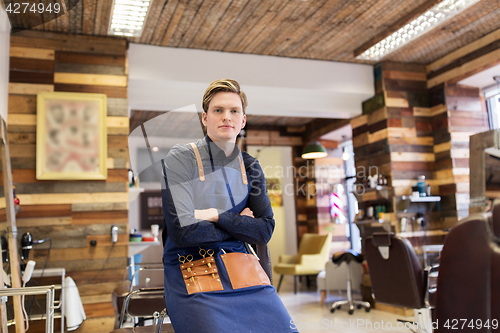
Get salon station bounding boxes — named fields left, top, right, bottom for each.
left=0, top=0, right=499, bottom=332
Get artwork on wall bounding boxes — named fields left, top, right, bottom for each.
left=36, top=92, right=107, bottom=180
left=266, top=177, right=283, bottom=207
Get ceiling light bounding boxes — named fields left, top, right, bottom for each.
left=301, top=140, right=328, bottom=159
left=108, top=0, right=152, bottom=37
left=356, top=0, right=480, bottom=61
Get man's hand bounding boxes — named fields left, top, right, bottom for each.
left=239, top=207, right=254, bottom=218
left=194, top=208, right=219, bottom=223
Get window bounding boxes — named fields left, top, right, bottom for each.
left=486, top=93, right=500, bottom=129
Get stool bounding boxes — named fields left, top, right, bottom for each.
left=330, top=250, right=371, bottom=315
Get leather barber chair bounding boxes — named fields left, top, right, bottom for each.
left=365, top=233, right=435, bottom=332
left=433, top=208, right=500, bottom=332
left=112, top=264, right=166, bottom=329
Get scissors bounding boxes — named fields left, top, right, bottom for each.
left=178, top=254, right=194, bottom=282
left=199, top=248, right=214, bottom=267
left=199, top=248, right=216, bottom=278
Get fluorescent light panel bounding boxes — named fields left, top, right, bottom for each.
left=108, top=0, right=151, bottom=37
left=356, top=0, right=480, bottom=61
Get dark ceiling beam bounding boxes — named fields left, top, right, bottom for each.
left=303, top=118, right=351, bottom=143
left=353, top=0, right=442, bottom=57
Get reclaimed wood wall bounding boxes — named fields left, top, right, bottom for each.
left=1, top=31, right=129, bottom=332
left=352, top=60, right=489, bottom=240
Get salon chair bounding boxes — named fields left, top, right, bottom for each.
left=364, top=233, right=435, bottom=332
left=274, top=233, right=332, bottom=294
left=433, top=208, right=500, bottom=332
left=111, top=264, right=165, bottom=329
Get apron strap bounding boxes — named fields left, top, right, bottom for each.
left=190, top=142, right=247, bottom=184
left=189, top=143, right=205, bottom=181
left=238, top=156, right=248, bottom=185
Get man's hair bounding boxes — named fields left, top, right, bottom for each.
left=202, top=79, right=248, bottom=114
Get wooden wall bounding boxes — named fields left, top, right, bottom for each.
left=1, top=31, right=129, bottom=332
left=352, top=61, right=489, bottom=242
left=431, top=84, right=489, bottom=221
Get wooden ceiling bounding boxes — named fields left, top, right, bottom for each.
left=8, top=0, right=500, bottom=64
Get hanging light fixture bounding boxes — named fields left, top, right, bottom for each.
left=301, top=140, right=328, bottom=159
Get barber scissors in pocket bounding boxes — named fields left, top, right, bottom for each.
left=199, top=248, right=214, bottom=267
left=178, top=254, right=194, bottom=271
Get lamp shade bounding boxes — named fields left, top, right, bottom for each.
left=301, top=140, right=328, bottom=159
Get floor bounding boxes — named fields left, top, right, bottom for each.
left=129, top=277, right=417, bottom=332
left=278, top=277, right=416, bottom=333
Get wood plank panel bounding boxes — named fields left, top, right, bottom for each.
left=72, top=202, right=128, bottom=212
left=54, top=83, right=127, bottom=98
left=54, top=73, right=127, bottom=87
left=189, top=0, right=234, bottom=48
left=8, top=95, right=36, bottom=114
left=9, top=57, right=55, bottom=72
left=86, top=234, right=128, bottom=247
left=426, top=27, right=500, bottom=73
left=55, top=63, right=126, bottom=75
left=55, top=52, right=126, bottom=67
left=107, top=98, right=128, bottom=117
left=8, top=83, right=54, bottom=95
left=31, top=245, right=128, bottom=261
left=72, top=210, right=128, bottom=225
left=83, top=302, right=115, bottom=318
left=0, top=217, right=71, bottom=229
left=206, top=0, right=260, bottom=50
left=10, top=46, right=55, bottom=60
left=390, top=152, right=435, bottom=162
left=0, top=169, right=127, bottom=185
left=427, top=48, right=500, bottom=88
left=7, top=114, right=36, bottom=132
left=11, top=32, right=127, bottom=56
left=3, top=182, right=127, bottom=195
left=45, top=257, right=127, bottom=271
left=1, top=192, right=128, bottom=208
left=160, top=0, right=189, bottom=46
left=72, top=269, right=125, bottom=286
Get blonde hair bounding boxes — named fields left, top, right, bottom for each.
left=202, top=79, right=248, bottom=114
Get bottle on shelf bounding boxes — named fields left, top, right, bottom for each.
left=417, top=175, right=426, bottom=197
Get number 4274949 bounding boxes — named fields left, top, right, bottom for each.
left=5, top=2, right=61, bottom=14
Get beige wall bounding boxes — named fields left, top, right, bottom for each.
left=247, top=146, right=297, bottom=285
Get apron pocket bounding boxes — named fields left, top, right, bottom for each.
left=180, top=257, right=223, bottom=294
left=220, top=253, right=271, bottom=289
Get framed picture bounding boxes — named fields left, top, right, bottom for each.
left=36, top=92, right=107, bottom=180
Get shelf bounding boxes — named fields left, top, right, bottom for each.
left=352, top=186, right=393, bottom=202
left=402, top=195, right=441, bottom=203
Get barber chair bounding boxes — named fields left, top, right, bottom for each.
left=433, top=208, right=500, bottom=332
left=329, top=250, right=370, bottom=314
left=111, top=264, right=165, bottom=329
left=364, top=233, right=436, bottom=332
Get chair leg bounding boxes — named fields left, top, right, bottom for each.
left=320, top=290, right=326, bottom=306
left=294, top=276, right=297, bottom=294
left=277, top=275, right=284, bottom=293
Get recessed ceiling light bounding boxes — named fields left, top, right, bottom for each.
left=108, top=0, right=151, bottom=37
left=357, top=0, right=480, bottom=61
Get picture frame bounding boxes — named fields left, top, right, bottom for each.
left=36, top=92, right=107, bottom=180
